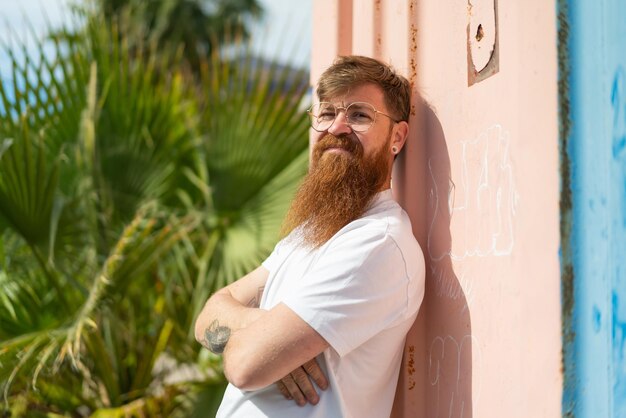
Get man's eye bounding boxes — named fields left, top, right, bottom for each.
left=318, top=111, right=336, bottom=121
left=349, top=111, right=373, bottom=123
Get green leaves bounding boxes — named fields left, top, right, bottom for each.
left=0, top=8, right=309, bottom=416
left=0, top=127, right=59, bottom=246
left=95, top=0, right=265, bottom=69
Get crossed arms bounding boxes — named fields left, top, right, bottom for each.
left=194, top=265, right=329, bottom=394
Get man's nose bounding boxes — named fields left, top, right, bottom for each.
left=327, top=111, right=352, bottom=136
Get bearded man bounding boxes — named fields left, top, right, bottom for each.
left=195, top=55, right=425, bottom=418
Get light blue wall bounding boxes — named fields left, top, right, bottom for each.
left=562, top=0, right=626, bottom=416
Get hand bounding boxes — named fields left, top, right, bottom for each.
left=276, top=358, right=329, bottom=406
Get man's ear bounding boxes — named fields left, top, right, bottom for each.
left=391, top=121, right=409, bottom=154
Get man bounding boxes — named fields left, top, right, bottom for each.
left=194, top=55, right=425, bottom=418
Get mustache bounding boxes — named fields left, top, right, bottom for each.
left=314, top=133, right=362, bottom=155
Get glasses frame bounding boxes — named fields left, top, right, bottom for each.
left=307, top=101, right=400, bottom=133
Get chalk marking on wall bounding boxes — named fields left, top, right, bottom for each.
left=428, top=124, right=519, bottom=263
left=429, top=260, right=476, bottom=310
left=427, top=156, right=454, bottom=263
left=426, top=156, right=468, bottom=304
left=428, top=334, right=482, bottom=418
left=454, top=124, right=518, bottom=258
left=426, top=125, right=518, bottom=305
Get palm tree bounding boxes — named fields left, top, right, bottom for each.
left=91, top=0, right=264, bottom=70
left=0, top=9, right=308, bottom=416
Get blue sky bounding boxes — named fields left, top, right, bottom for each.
left=0, top=0, right=312, bottom=76
left=250, top=0, right=312, bottom=67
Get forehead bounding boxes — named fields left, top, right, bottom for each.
left=323, top=83, right=387, bottom=109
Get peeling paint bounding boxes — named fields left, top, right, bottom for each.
left=613, top=286, right=626, bottom=412
left=612, top=292, right=626, bottom=357
left=592, top=306, right=601, bottom=333
left=611, top=63, right=626, bottom=414
left=557, top=0, right=575, bottom=416
left=612, top=68, right=626, bottom=159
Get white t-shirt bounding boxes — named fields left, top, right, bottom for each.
left=216, top=189, right=425, bottom=418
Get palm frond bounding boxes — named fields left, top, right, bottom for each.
left=193, top=45, right=310, bottom=290
left=0, top=125, right=59, bottom=246
left=0, top=4, right=311, bottom=415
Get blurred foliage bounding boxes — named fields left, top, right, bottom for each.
left=0, top=4, right=309, bottom=416
left=82, top=0, right=264, bottom=70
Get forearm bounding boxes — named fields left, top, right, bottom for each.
left=194, top=290, right=266, bottom=353
left=221, top=303, right=329, bottom=390
left=194, top=265, right=269, bottom=353
left=194, top=269, right=328, bottom=391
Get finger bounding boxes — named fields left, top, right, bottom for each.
left=281, top=374, right=307, bottom=407
left=291, top=367, right=320, bottom=405
left=303, top=359, right=329, bottom=390
left=276, top=381, right=292, bottom=400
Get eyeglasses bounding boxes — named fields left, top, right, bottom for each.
left=307, top=102, right=399, bottom=133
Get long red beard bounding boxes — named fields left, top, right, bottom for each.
left=281, top=133, right=391, bottom=248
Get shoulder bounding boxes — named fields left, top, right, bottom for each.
left=306, top=199, right=425, bottom=324
left=333, top=197, right=420, bottom=256
left=321, top=198, right=424, bottom=276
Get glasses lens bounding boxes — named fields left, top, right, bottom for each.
left=346, top=102, right=376, bottom=132
left=309, top=103, right=336, bottom=131
left=308, top=102, right=378, bottom=132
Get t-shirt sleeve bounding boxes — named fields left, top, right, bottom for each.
left=261, top=239, right=285, bottom=272
left=282, top=225, right=418, bottom=357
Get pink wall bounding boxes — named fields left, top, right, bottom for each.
left=311, top=1, right=562, bottom=416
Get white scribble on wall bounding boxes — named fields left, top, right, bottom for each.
left=453, top=124, right=519, bottom=258
left=428, top=124, right=519, bottom=263
left=427, top=124, right=518, bottom=304
left=428, top=334, right=482, bottom=418
left=425, top=125, right=515, bottom=415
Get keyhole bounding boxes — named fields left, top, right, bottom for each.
left=475, top=24, right=484, bottom=42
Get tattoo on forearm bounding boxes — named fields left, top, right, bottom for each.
left=246, top=286, right=265, bottom=308
left=203, top=320, right=231, bottom=354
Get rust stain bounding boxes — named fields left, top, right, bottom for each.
left=409, top=57, right=417, bottom=117
left=407, top=345, right=416, bottom=390
left=557, top=0, right=575, bottom=416
left=407, top=7, right=418, bottom=117
left=407, top=345, right=416, bottom=374
left=409, top=23, right=418, bottom=92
